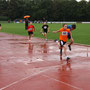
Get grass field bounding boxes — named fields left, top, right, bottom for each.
left=1, top=22, right=90, bottom=45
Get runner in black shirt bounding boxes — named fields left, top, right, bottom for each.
left=41, top=22, right=49, bottom=41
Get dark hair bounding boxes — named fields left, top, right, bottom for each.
left=63, top=24, right=67, bottom=27
left=72, top=24, right=76, bottom=29
left=0, top=24, right=1, bottom=26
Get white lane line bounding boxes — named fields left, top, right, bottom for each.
left=0, top=65, right=59, bottom=90
left=43, top=75, right=83, bottom=90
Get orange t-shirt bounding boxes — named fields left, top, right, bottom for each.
left=59, top=28, right=70, bottom=42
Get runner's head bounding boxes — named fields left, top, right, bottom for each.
left=63, top=24, right=67, bottom=30
left=71, top=24, right=76, bottom=30
left=30, top=22, right=32, bottom=25
left=43, top=22, right=46, bottom=25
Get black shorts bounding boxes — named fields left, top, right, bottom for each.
left=60, top=40, right=66, bottom=47
left=28, top=32, right=33, bottom=35
left=68, top=33, right=71, bottom=39
left=43, top=29, right=47, bottom=33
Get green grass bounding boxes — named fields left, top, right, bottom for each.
left=1, top=22, right=90, bottom=45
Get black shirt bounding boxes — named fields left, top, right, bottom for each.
left=42, top=25, right=48, bottom=30
left=25, top=20, right=28, bottom=26
left=25, top=20, right=28, bottom=30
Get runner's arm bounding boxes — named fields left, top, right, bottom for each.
left=0, top=27, right=1, bottom=31
left=41, top=26, right=43, bottom=32
left=53, top=30, right=60, bottom=33
left=40, top=28, right=43, bottom=32
left=69, top=32, right=73, bottom=41
left=34, top=26, right=35, bottom=31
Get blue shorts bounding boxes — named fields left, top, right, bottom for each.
left=68, top=33, right=71, bottom=39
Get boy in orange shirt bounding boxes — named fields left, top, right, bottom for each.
left=53, top=24, right=73, bottom=60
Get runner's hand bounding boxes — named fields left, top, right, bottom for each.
left=71, top=38, right=74, bottom=42
left=52, top=31, right=56, bottom=33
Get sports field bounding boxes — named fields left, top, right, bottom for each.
left=1, top=22, right=90, bottom=45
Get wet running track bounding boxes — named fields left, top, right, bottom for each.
left=0, top=33, right=90, bottom=90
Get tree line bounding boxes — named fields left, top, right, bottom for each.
left=0, top=0, right=90, bottom=21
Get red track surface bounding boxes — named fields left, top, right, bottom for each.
left=0, top=33, right=90, bottom=90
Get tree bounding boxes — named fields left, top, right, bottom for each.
left=0, top=0, right=90, bottom=21
left=76, top=0, right=87, bottom=21
left=7, top=0, right=25, bottom=20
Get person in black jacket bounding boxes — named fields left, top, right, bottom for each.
left=25, top=18, right=29, bottom=30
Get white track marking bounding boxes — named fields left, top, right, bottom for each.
left=0, top=66, right=59, bottom=90
left=43, top=75, right=83, bottom=90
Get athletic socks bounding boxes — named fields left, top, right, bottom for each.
left=60, top=49, right=62, bottom=55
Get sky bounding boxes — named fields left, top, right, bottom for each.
left=76, top=0, right=89, bottom=2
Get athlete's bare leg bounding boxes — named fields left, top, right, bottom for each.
left=63, top=45, right=67, bottom=56
left=0, top=27, right=1, bottom=30
left=42, top=33, right=47, bottom=41
left=32, top=34, right=34, bottom=37
left=29, top=35, right=32, bottom=41
left=68, top=38, right=74, bottom=51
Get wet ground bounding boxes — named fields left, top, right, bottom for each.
left=0, top=33, right=90, bottom=90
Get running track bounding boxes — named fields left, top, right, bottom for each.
left=0, top=33, right=90, bottom=90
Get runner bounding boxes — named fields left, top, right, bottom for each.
left=54, top=24, right=76, bottom=51
left=27, top=22, right=35, bottom=42
left=53, top=24, right=73, bottom=60
left=67, top=24, right=76, bottom=51
left=41, top=22, right=49, bottom=41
